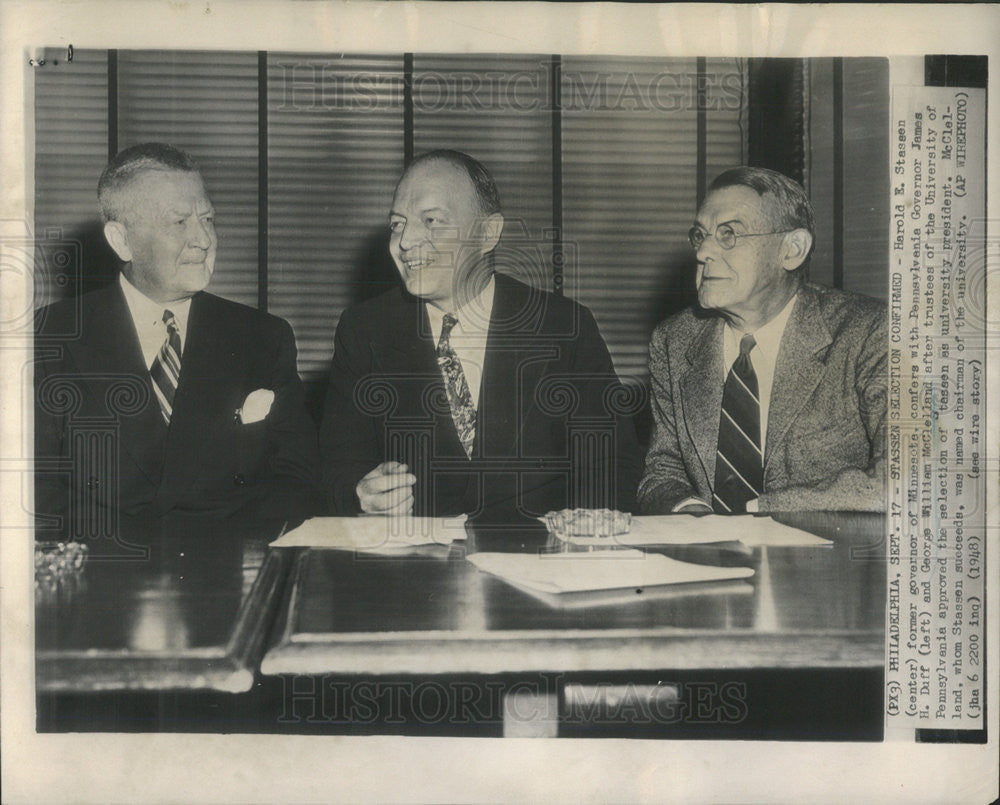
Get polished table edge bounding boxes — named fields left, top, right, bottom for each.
left=261, top=547, right=884, bottom=676
left=261, top=630, right=885, bottom=676
left=36, top=546, right=293, bottom=694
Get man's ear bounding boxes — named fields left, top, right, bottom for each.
left=781, top=228, right=813, bottom=272
left=103, top=220, right=133, bottom=263
left=478, top=212, right=504, bottom=254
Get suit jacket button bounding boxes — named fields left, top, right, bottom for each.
left=233, top=474, right=246, bottom=487
left=87, top=477, right=100, bottom=490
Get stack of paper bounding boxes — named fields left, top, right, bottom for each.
left=270, top=515, right=467, bottom=554
left=468, top=549, right=754, bottom=602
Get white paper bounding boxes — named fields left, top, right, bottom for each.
left=467, top=549, right=754, bottom=595
left=270, top=515, right=467, bottom=552
left=544, top=514, right=831, bottom=548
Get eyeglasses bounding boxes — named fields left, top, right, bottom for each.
left=688, top=223, right=794, bottom=251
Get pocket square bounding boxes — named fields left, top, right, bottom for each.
left=237, top=389, right=275, bottom=424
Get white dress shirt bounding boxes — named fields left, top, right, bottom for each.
left=674, top=292, right=799, bottom=513
left=424, top=276, right=495, bottom=409
left=118, top=273, right=192, bottom=370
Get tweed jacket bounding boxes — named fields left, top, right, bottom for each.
left=638, top=282, right=887, bottom=513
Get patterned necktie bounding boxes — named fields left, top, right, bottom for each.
left=713, top=333, right=763, bottom=513
left=150, top=309, right=182, bottom=424
left=436, top=313, right=477, bottom=458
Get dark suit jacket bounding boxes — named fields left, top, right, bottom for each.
left=34, top=280, right=320, bottom=537
left=320, top=273, right=641, bottom=520
left=638, top=282, right=887, bottom=513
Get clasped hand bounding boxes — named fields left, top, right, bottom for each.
left=356, top=461, right=417, bottom=515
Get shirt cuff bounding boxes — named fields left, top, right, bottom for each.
left=672, top=497, right=711, bottom=513
left=745, top=498, right=760, bottom=513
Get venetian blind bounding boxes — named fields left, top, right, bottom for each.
left=807, top=58, right=890, bottom=298
left=412, top=54, right=554, bottom=291
left=33, top=48, right=109, bottom=307
left=266, top=53, right=404, bottom=380
left=116, top=50, right=260, bottom=308
left=841, top=59, right=889, bottom=300
left=561, top=57, right=745, bottom=384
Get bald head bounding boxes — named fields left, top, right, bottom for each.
left=388, top=152, right=504, bottom=312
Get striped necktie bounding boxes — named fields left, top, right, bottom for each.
left=436, top=313, right=476, bottom=458
left=713, top=333, right=763, bottom=513
left=150, top=309, right=182, bottom=424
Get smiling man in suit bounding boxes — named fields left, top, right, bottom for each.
left=321, top=150, right=640, bottom=521
left=639, top=166, right=887, bottom=515
left=34, top=143, right=319, bottom=538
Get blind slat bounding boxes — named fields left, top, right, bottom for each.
left=562, top=57, right=745, bottom=382
left=267, top=52, right=404, bottom=379
left=33, top=48, right=109, bottom=307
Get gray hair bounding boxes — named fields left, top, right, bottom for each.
left=97, top=142, right=202, bottom=223
left=707, top=166, right=815, bottom=272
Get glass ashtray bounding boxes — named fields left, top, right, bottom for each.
left=34, top=541, right=89, bottom=581
left=542, top=508, right=632, bottom=545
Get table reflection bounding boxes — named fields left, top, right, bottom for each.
left=126, top=574, right=192, bottom=652
left=36, top=514, right=290, bottom=692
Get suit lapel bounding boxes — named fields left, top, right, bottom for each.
left=66, top=282, right=166, bottom=485
left=156, top=293, right=246, bottom=507
left=479, top=275, right=543, bottom=458
left=378, top=294, right=467, bottom=457
left=678, top=316, right=725, bottom=490
left=379, top=294, right=439, bottom=379
left=764, top=287, right=833, bottom=469
left=378, top=279, right=541, bottom=460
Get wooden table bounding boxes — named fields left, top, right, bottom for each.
left=263, top=512, right=886, bottom=675
left=260, top=512, right=886, bottom=737
left=35, top=512, right=886, bottom=737
left=35, top=516, right=290, bottom=694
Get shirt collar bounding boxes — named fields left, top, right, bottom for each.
left=119, top=272, right=193, bottom=332
left=425, top=275, right=496, bottom=341
left=724, top=290, right=798, bottom=360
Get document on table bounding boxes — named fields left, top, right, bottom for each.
left=545, top=515, right=831, bottom=548
left=468, top=549, right=754, bottom=597
left=270, top=515, right=468, bottom=553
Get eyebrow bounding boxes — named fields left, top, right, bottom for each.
left=390, top=206, right=449, bottom=219
left=693, top=217, right=746, bottom=230
left=165, top=205, right=215, bottom=217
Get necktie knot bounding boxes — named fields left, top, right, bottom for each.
left=440, top=313, right=459, bottom=341
left=739, top=333, right=756, bottom=358
left=162, top=309, right=177, bottom=329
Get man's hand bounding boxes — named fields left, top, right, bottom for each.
left=356, top=461, right=417, bottom=515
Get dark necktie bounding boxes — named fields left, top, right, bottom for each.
left=150, top=309, right=182, bottom=424
left=436, top=313, right=476, bottom=458
left=713, top=333, right=763, bottom=513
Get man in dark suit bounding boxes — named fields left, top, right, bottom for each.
left=321, top=150, right=641, bottom=521
left=34, top=143, right=319, bottom=538
left=639, top=167, right=887, bottom=514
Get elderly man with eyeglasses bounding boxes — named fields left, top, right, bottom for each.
left=638, top=167, right=887, bottom=515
